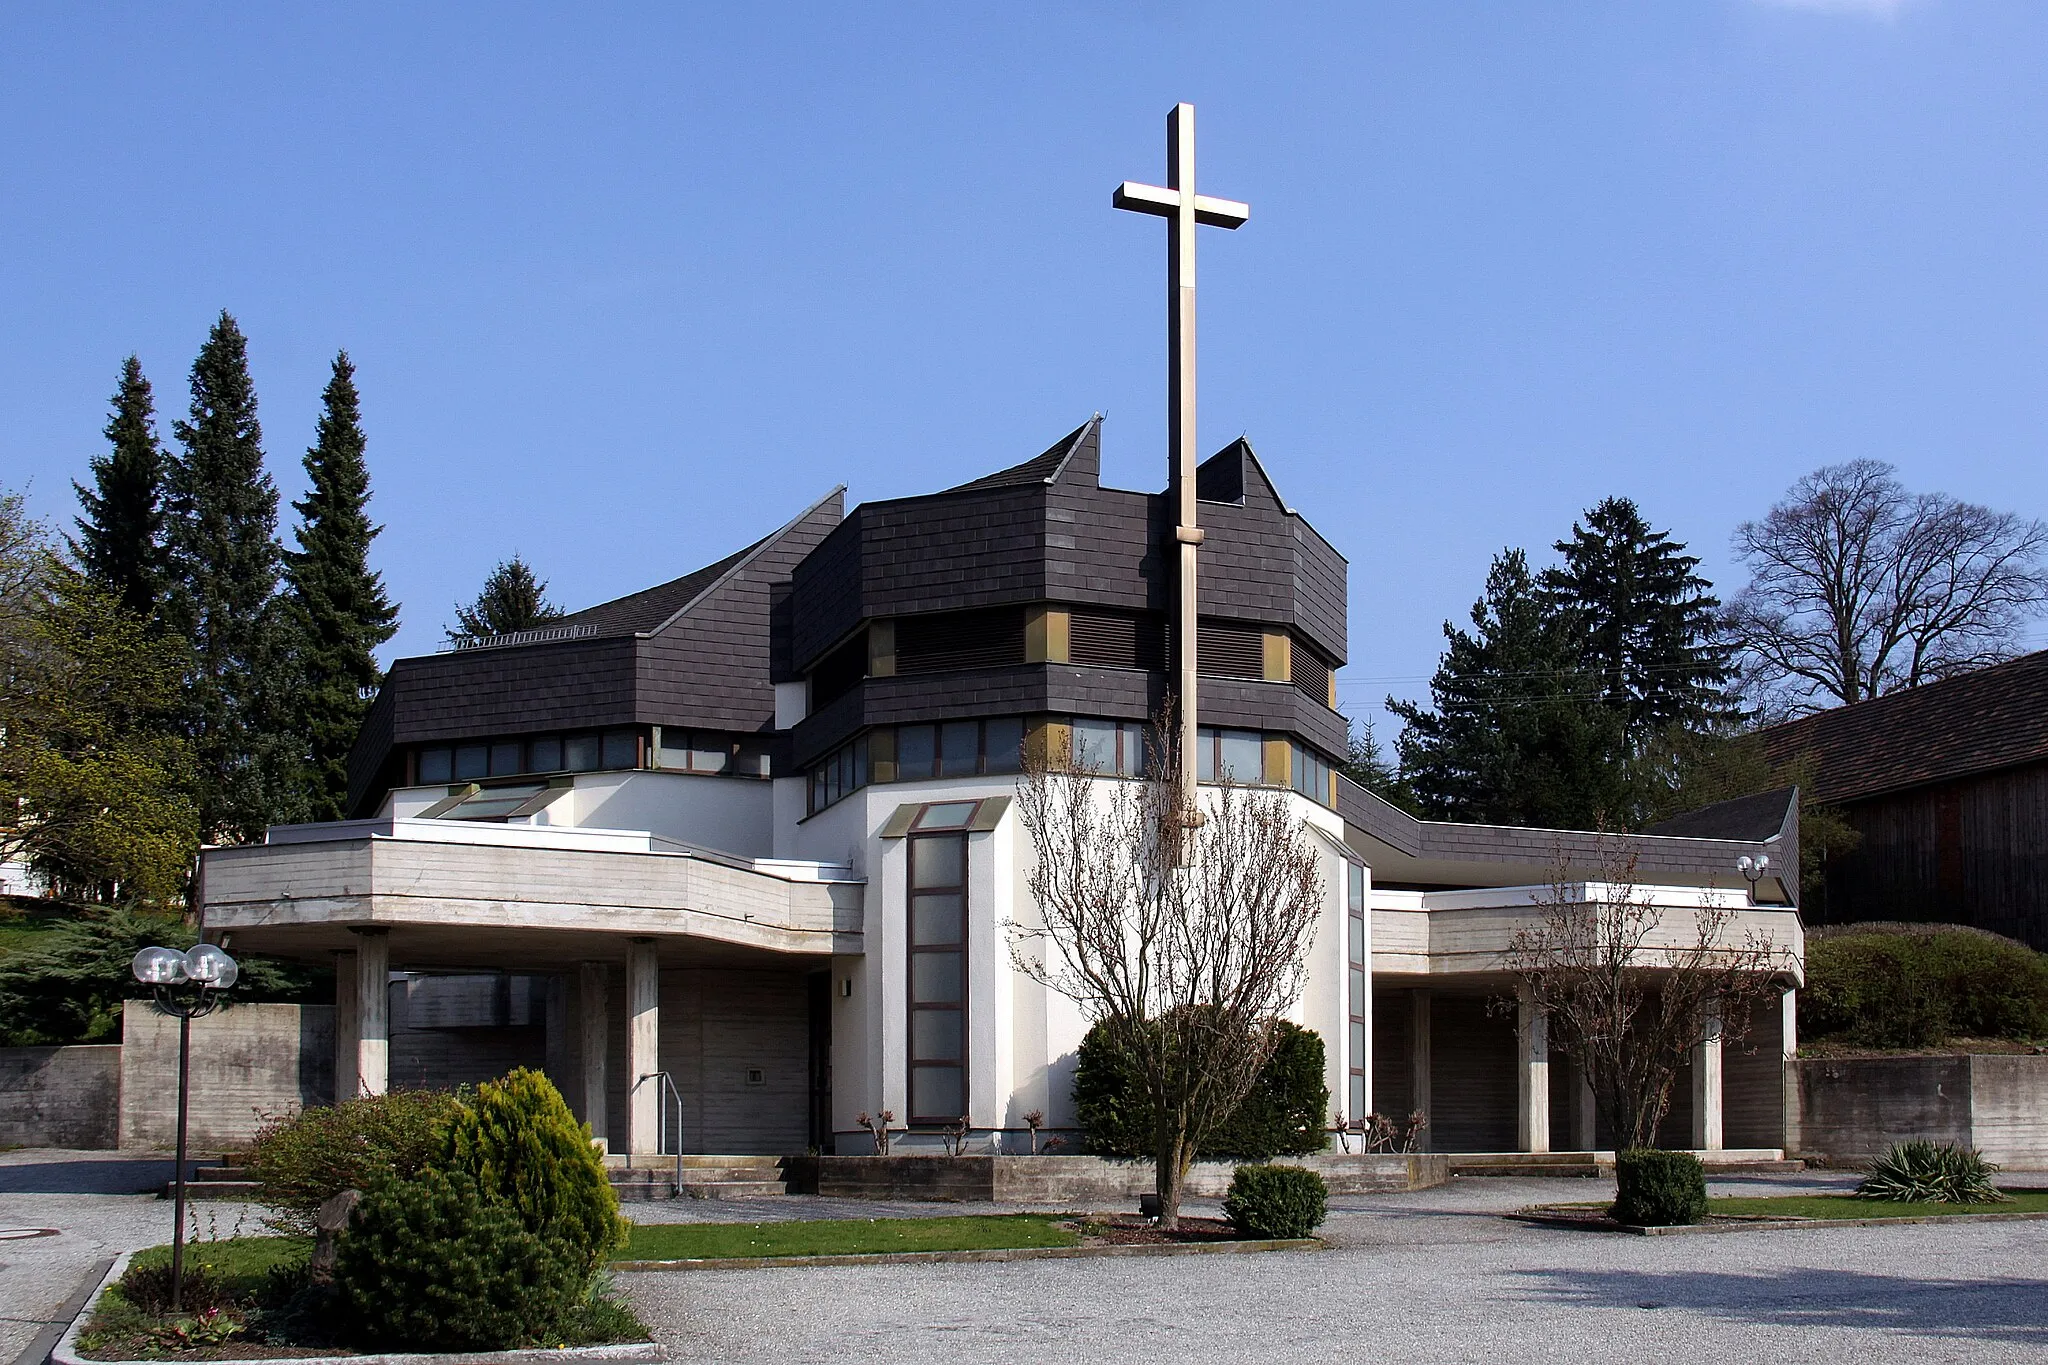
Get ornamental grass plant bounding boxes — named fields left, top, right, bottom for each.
left=1856, top=1140, right=2007, bottom=1204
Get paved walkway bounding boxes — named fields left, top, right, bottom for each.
left=2, top=1152, right=2044, bottom=1364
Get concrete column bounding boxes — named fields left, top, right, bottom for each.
left=1408, top=989, right=1432, bottom=1151
left=579, top=962, right=610, bottom=1150
left=1692, top=998, right=1725, bottom=1152
left=1571, top=1059, right=1598, bottom=1152
left=352, top=929, right=390, bottom=1097
left=626, top=939, right=661, bottom=1157
left=1780, top=987, right=1800, bottom=1155
left=1516, top=989, right=1550, bottom=1154
left=332, top=950, right=360, bottom=1102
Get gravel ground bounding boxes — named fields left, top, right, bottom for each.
left=621, top=1172, right=2048, bottom=1365
left=3, top=1152, right=2044, bottom=1365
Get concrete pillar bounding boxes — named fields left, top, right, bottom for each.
left=1516, top=989, right=1550, bottom=1154
left=626, top=939, right=661, bottom=1157
left=332, top=950, right=360, bottom=1102
left=1780, top=987, right=1800, bottom=1155
left=1408, top=989, right=1432, bottom=1150
left=1692, top=998, right=1724, bottom=1152
left=579, top=962, right=610, bottom=1150
left=1571, top=1059, right=1598, bottom=1152
left=352, top=929, right=390, bottom=1097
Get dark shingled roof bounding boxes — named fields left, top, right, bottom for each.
left=1760, top=650, right=2048, bottom=804
left=548, top=538, right=767, bottom=638
left=943, top=418, right=1099, bottom=492
left=1644, top=788, right=1798, bottom=843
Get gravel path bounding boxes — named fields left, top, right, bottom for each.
left=621, top=1172, right=2048, bottom=1364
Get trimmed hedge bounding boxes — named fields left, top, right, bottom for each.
left=1222, top=1164, right=1329, bottom=1239
left=1803, top=929, right=2048, bottom=1049
left=1612, top=1149, right=1707, bottom=1227
left=1074, top=1019, right=1328, bottom=1161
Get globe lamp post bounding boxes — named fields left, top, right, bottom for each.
left=131, top=943, right=239, bottom=1311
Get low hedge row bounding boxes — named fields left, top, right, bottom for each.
left=1802, top=928, right=2048, bottom=1049
left=1073, top=1019, right=1328, bottom=1161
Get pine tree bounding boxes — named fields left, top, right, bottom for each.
left=447, top=556, right=563, bottom=641
left=163, top=311, right=294, bottom=842
left=285, top=353, right=399, bottom=822
left=1390, top=549, right=1628, bottom=828
left=1539, top=497, right=1736, bottom=748
left=71, top=356, right=167, bottom=621
left=1341, top=717, right=1418, bottom=814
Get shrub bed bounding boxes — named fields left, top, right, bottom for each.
left=242, top=1087, right=463, bottom=1233
left=1802, top=928, right=2048, bottom=1050
left=1222, top=1163, right=1329, bottom=1239
left=1611, top=1149, right=1707, bottom=1227
left=1074, top=1019, right=1328, bottom=1160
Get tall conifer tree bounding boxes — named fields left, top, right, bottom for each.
left=163, top=311, right=292, bottom=841
left=71, top=356, right=166, bottom=621
left=1390, top=549, right=1627, bottom=828
left=446, top=555, right=563, bottom=641
left=285, top=353, right=398, bottom=822
left=1539, top=497, right=1736, bottom=750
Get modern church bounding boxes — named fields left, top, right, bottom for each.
left=202, top=415, right=1806, bottom=1164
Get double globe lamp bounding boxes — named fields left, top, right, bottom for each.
left=130, top=942, right=240, bottom=1312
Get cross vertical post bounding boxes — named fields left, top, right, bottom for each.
left=1114, top=103, right=1249, bottom=816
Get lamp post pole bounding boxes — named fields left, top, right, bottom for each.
left=132, top=942, right=238, bottom=1313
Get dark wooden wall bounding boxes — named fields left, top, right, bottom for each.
left=1814, top=761, right=2048, bottom=949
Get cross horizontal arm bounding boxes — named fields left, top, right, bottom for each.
left=1112, top=181, right=1251, bottom=229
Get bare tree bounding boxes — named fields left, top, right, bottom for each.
left=1010, top=720, right=1324, bottom=1228
left=1504, top=838, right=1791, bottom=1151
left=1729, top=460, right=2048, bottom=712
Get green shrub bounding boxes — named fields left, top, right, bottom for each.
left=1222, top=1164, right=1329, bottom=1239
left=334, top=1169, right=583, bottom=1352
left=1074, top=1019, right=1329, bottom=1161
left=1611, top=1149, right=1707, bottom=1226
left=242, top=1089, right=463, bottom=1233
left=1857, top=1140, right=2007, bottom=1204
left=1803, top=929, right=2048, bottom=1049
left=440, top=1067, right=625, bottom=1277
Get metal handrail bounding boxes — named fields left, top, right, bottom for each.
left=641, top=1071, right=685, bottom=1196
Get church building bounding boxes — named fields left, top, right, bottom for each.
left=201, top=416, right=1805, bottom=1163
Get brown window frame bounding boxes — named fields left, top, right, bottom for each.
left=907, top=830, right=970, bottom=1126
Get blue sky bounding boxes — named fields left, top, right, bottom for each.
left=4, top=1, right=2044, bottom=737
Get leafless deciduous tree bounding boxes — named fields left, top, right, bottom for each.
left=1729, top=460, right=2048, bottom=712
left=1504, top=839, right=1792, bottom=1151
left=1010, top=721, right=1324, bottom=1228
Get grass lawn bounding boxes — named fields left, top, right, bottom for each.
left=1707, top=1191, right=2048, bottom=1220
left=620, top=1214, right=1080, bottom=1261
left=122, top=1236, right=312, bottom=1298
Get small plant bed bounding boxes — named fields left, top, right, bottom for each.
left=620, top=1214, right=1078, bottom=1262
left=75, top=1236, right=648, bottom=1361
left=1063, top=1214, right=1246, bottom=1246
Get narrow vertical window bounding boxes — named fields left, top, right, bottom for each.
left=1347, top=861, right=1368, bottom=1120
left=908, top=831, right=968, bottom=1124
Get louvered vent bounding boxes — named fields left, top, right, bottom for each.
left=1070, top=610, right=1168, bottom=671
left=896, top=608, right=1026, bottom=674
left=1292, top=643, right=1332, bottom=706
left=1197, top=621, right=1266, bottom=680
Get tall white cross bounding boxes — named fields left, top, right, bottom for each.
left=1114, top=102, right=1249, bottom=811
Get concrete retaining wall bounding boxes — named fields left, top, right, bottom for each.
left=118, top=1002, right=335, bottom=1151
left=792, top=1152, right=1449, bottom=1201
left=0, top=1044, right=120, bottom=1149
left=1793, top=1054, right=2048, bottom=1167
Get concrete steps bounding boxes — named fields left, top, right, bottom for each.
left=608, top=1155, right=792, bottom=1201
left=162, top=1162, right=262, bottom=1200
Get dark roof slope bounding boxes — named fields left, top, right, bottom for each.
left=944, top=418, right=1100, bottom=492
left=1644, top=788, right=1798, bottom=843
left=1760, top=650, right=2048, bottom=804
left=547, top=538, right=766, bottom=638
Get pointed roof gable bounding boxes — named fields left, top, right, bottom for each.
left=944, top=416, right=1101, bottom=493
left=1195, top=436, right=1290, bottom=511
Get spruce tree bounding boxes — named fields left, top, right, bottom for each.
left=71, top=356, right=166, bottom=621
left=163, top=311, right=293, bottom=841
left=1539, top=497, right=1736, bottom=749
left=447, top=556, right=563, bottom=641
left=285, top=353, right=399, bottom=822
left=1390, top=549, right=1628, bottom=828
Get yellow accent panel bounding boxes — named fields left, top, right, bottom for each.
left=868, top=620, right=896, bottom=678
left=869, top=728, right=897, bottom=784
left=1263, top=631, right=1291, bottom=683
left=1328, top=669, right=1337, bottom=709
left=1026, top=718, right=1072, bottom=767
left=1026, top=608, right=1072, bottom=664
left=1263, top=736, right=1290, bottom=786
